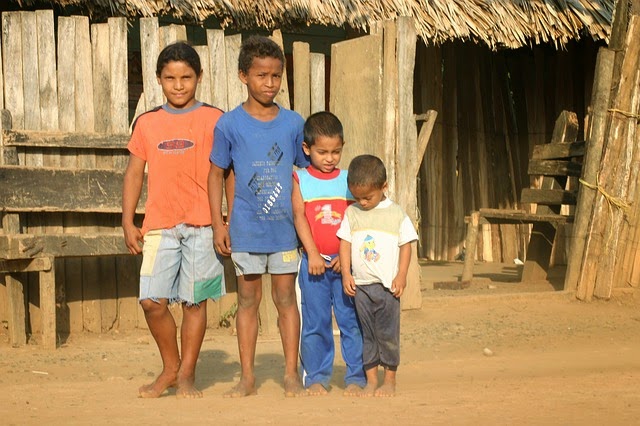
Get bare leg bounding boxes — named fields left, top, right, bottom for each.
left=224, top=274, right=260, bottom=398
left=271, top=273, right=306, bottom=397
left=374, top=368, right=396, bottom=397
left=360, top=366, right=378, bottom=397
left=175, top=303, right=207, bottom=398
left=139, top=299, right=179, bottom=398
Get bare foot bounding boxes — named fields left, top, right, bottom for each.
left=343, top=383, right=364, bottom=397
left=359, top=383, right=377, bottom=398
left=138, top=372, right=177, bottom=398
left=306, top=383, right=328, bottom=396
left=175, top=375, right=203, bottom=399
left=223, top=378, right=257, bottom=398
left=283, top=374, right=307, bottom=397
left=374, top=382, right=396, bottom=397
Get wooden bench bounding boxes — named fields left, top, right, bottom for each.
left=461, top=111, right=584, bottom=283
left=0, top=121, right=140, bottom=349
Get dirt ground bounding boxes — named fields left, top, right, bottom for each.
left=2, top=261, right=640, bottom=425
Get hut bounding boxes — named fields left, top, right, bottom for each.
left=0, top=1, right=619, bottom=345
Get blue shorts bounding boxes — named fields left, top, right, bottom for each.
left=139, top=224, right=226, bottom=305
left=231, top=250, right=300, bottom=276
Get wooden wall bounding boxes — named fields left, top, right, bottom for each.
left=0, top=11, right=330, bottom=339
left=415, top=39, right=600, bottom=264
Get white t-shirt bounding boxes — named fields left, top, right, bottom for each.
left=337, top=198, right=418, bottom=289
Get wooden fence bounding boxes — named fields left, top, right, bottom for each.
left=0, top=11, right=329, bottom=339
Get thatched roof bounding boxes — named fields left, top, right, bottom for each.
left=13, top=0, right=613, bottom=49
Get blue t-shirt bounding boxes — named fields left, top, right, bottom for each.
left=210, top=104, right=309, bottom=253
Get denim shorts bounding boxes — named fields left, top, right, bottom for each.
left=231, top=250, right=300, bottom=276
left=139, top=224, right=226, bottom=305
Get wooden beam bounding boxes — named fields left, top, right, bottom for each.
left=0, top=166, right=145, bottom=213
left=478, top=209, right=572, bottom=224
left=0, top=257, right=52, bottom=273
left=0, top=233, right=130, bottom=259
left=520, top=188, right=578, bottom=205
left=527, top=160, right=582, bottom=177
left=532, top=141, right=585, bottom=160
left=2, top=130, right=129, bottom=149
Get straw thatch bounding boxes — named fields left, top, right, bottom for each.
left=12, top=0, right=613, bottom=49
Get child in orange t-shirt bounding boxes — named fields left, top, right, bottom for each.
left=122, top=41, right=225, bottom=399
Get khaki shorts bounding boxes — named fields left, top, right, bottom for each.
left=231, top=250, right=300, bottom=276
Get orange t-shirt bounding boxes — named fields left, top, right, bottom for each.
left=128, top=103, right=223, bottom=234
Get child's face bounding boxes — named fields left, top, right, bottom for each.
left=239, top=56, right=283, bottom=107
left=350, top=183, right=387, bottom=211
left=303, top=135, right=343, bottom=173
left=157, top=60, right=201, bottom=110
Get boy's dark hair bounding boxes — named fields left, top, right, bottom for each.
left=304, top=111, right=344, bottom=146
left=156, top=41, right=202, bottom=77
left=238, top=35, right=285, bottom=74
left=347, top=155, right=387, bottom=189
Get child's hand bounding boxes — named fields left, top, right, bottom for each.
left=122, top=224, right=143, bottom=255
left=213, top=225, right=232, bottom=256
left=329, top=255, right=341, bottom=273
left=342, top=273, right=356, bottom=297
left=390, top=275, right=407, bottom=298
left=307, top=253, right=326, bottom=275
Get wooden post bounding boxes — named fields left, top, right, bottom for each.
left=270, top=30, right=291, bottom=109
left=382, top=19, right=397, bottom=200
left=461, top=212, right=480, bottom=282
left=566, top=48, right=615, bottom=294
left=225, top=34, right=246, bottom=110
left=293, top=41, right=310, bottom=118
left=207, top=29, right=228, bottom=111
left=140, top=18, right=162, bottom=111
left=109, top=17, right=128, bottom=135
left=39, top=258, right=56, bottom=349
left=195, top=45, right=212, bottom=105
left=310, top=53, right=325, bottom=114
left=576, top=15, right=640, bottom=300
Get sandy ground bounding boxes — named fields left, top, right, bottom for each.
left=2, top=261, right=640, bottom=425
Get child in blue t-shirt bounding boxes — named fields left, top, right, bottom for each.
left=208, top=35, right=309, bottom=398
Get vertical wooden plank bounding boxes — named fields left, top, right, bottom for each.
left=140, top=17, right=162, bottom=111
left=270, top=30, right=290, bottom=109
left=382, top=20, right=397, bottom=200
left=225, top=34, right=246, bottom=109
left=20, top=12, right=44, bottom=336
left=310, top=53, right=325, bottom=114
left=109, top=17, right=128, bottom=134
left=293, top=41, right=310, bottom=118
left=2, top=12, right=25, bottom=130
left=116, top=256, right=141, bottom=330
left=59, top=17, right=83, bottom=332
left=159, top=24, right=187, bottom=50
left=74, top=17, right=101, bottom=334
left=395, top=17, right=421, bottom=310
left=20, top=12, right=41, bottom=132
left=74, top=16, right=94, bottom=133
left=420, top=43, right=446, bottom=261
left=36, top=10, right=58, bottom=132
left=194, top=45, right=212, bottom=105
left=92, top=23, right=111, bottom=134
left=330, top=34, right=383, bottom=166
left=0, top=18, right=3, bottom=109
left=207, top=29, right=228, bottom=110
left=57, top=16, right=76, bottom=173
left=39, top=260, right=56, bottom=349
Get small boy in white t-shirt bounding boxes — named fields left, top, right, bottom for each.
left=337, top=154, right=418, bottom=397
